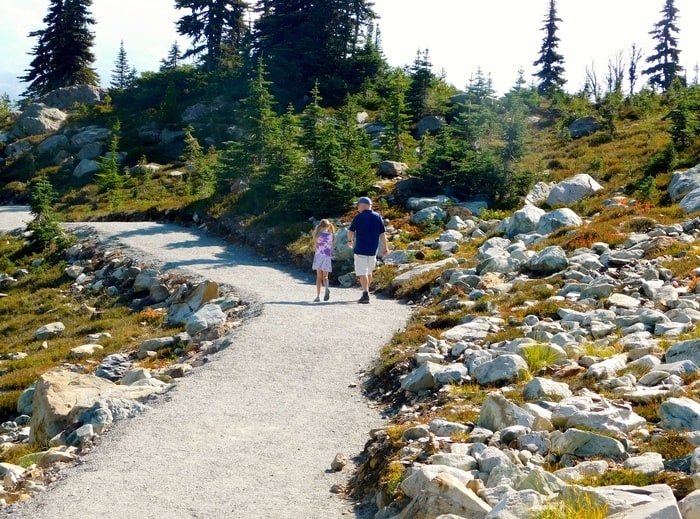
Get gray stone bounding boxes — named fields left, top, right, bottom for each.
left=665, top=339, right=700, bottom=366
left=546, top=173, right=603, bottom=206
left=523, top=377, right=572, bottom=401
left=37, top=134, right=69, bottom=155
left=473, top=354, right=529, bottom=386
left=407, top=196, right=453, bottom=210
left=526, top=246, right=568, bottom=274
left=35, top=322, right=65, bottom=341
left=659, top=397, right=700, bottom=431
left=505, top=205, right=545, bottom=238
left=430, top=418, right=471, bottom=437
left=77, top=141, right=103, bottom=160
left=11, top=103, right=67, bottom=137
left=586, top=484, right=681, bottom=519
left=95, top=354, right=133, bottom=381
left=70, top=126, right=110, bottom=148
left=73, top=159, right=101, bottom=178
left=37, top=85, right=104, bottom=109
left=525, top=182, right=553, bottom=206
left=551, top=428, right=626, bottom=457
left=624, top=452, right=665, bottom=475
left=680, top=188, right=700, bottom=214
left=568, top=116, right=601, bottom=138
left=411, top=206, right=448, bottom=224
left=137, top=336, right=176, bottom=359
left=401, top=361, right=443, bottom=392
left=377, top=160, right=408, bottom=178
left=435, top=363, right=469, bottom=386
left=133, top=268, right=161, bottom=292
left=478, top=394, right=534, bottom=431
left=679, top=490, right=700, bottom=519
left=536, top=208, right=583, bottom=235
left=669, top=165, right=700, bottom=201
left=78, top=397, right=147, bottom=434
left=398, top=470, right=492, bottom=519
left=430, top=453, right=478, bottom=472
left=392, top=258, right=459, bottom=292
left=416, top=115, right=445, bottom=137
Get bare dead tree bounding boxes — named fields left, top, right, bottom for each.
left=607, top=51, right=625, bottom=94
left=628, top=43, right=643, bottom=96
left=584, top=62, right=601, bottom=100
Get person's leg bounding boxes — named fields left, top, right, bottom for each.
left=315, top=269, right=323, bottom=300
left=367, top=255, right=377, bottom=292
left=323, top=271, right=330, bottom=301
left=354, top=255, right=371, bottom=303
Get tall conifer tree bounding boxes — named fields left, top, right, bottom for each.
left=175, top=0, right=249, bottom=72
left=252, top=0, right=379, bottom=107
left=643, top=0, right=683, bottom=92
left=21, top=0, right=98, bottom=97
left=532, top=0, right=566, bottom=96
left=110, top=40, right=136, bottom=90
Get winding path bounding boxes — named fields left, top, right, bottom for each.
left=0, top=207, right=409, bottom=519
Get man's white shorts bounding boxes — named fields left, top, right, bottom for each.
left=354, top=254, right=377, bottom=276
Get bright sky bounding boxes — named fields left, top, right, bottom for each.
left=1, top=1, right=699, bottom=101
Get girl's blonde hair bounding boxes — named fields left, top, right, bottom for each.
left=312, top=219, right=335, bottom=241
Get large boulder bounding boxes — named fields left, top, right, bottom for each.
left=73, top=159, right=102, bottom=179
left=11, top=103, right=67, bottom=138
left=416, top=115, right=445, bottom=137
left=525, top=246, right=568, bottom=274
left=568, top=116, right=600, bottom=138
left=36, top=85, right=104, bottom=109
left=546, top=173, right=603, bottom=206
left=70, top=126, right=111, bottom=148
left=399, top=469, right=492, bottom=519
left=536, top=208, right=583, bottom=235
left=680, top=188, right=700, bottom=214
left=37, top=134, right=69, bottom=156
left=167, top=280, right=219, bottom=325
left=377, top=160, right=408, bottom=178
left=391, top=258, right=459, bottom=292
left=477, top=393, right=535, bottom=431
left=668, top=165, right=700, bottom=201
left=551, top=428, right=626, bottom=458
left=504, top=204, right=545, bottom=238
left=473, top=354, right=529, bottom=387
left=29, top=369, right=168, bottom=446
left=659, top=397, right=700, bottom=431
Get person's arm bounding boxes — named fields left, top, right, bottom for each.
left=347, top=230, right=354, bottom=248
left=379, top=232, right=389, bottom=256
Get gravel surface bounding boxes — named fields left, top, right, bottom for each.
left=0, top=208, right=409, bottom=518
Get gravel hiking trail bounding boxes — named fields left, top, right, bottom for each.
left=0, top=207, right=410, bottom=519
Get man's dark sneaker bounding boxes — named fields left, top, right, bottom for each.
left=358, top=292, right=370, bottom=304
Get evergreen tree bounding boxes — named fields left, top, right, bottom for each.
left=532, top=0, right=566, bottom=96
left=643, top=0, right=683, bottom=92
left=97, top=120, right=125, bottom=207
left=27, top=175, right=66, bottom=250
left=21, top=0, right=98, bottom=97
left=252, top=0, right=380, bottom=107
left=175, top=0, right=249, bottom=72
left=219, top=59, right=280, bottom=204
left=160, top=42, right=182, bottom=71
left=406, top=49, right=436, bottom=121
left=380, top=69, right=414, bottom=163
left=110, top=40, right=137, bottom=90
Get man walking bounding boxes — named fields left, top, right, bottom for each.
left=347, top=196, right=389, bottom=304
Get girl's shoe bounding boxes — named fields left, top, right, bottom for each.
left=313, top=296, right=320, bottom=302
left=324, top=287, right=330, bottom=301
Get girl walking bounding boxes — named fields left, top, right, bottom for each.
left=311, top=219, right=335, bottom=302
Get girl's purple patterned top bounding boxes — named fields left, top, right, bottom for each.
left=316, top=231, right=333, bottom=257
